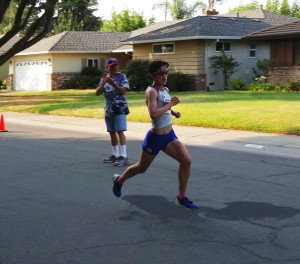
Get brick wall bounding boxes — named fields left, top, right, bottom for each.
left=51, top=72, right=80, bottom=90
left=6, top=74, right=13, bottom=91
left=191, top=74, right=207, bottom=91
left=268, top=66, right=300, bottom=84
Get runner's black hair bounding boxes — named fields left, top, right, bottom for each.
left=148, top=59, right=169, bottom=73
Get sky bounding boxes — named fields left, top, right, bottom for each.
left=95, top=0, right=269, bottom=22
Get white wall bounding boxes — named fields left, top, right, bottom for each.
left=205, top=40, right=270, bottom=91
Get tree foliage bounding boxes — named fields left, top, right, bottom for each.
left=0, top=0, right=58, bottom=66
left=291, top=0, right=300, bottom=17
left=153, top=0, right=206, bottom=20
left=52, top=10, right=84, bottom=34
left=209, top=50, right=241, bottom=89
left=280, top=0, right=291, bottom=15
left=228, top=0, right=260, bottom=13
left=229, top=0, right=300, bottom=18
left=53, top=0, right=101, bottom=32
left=101, top=10, right=147, bottom=32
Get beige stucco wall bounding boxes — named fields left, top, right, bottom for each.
left=8, top=52, right=132, bottom=90
left=0, top=61, right=9, bottom=81
left=51, top=53, right=105, bottom=73
left=9, top=54, right=51, bottom=75
left=132, top=40, right=206, bottom=75
left=11, top=53, right=132, bottom=74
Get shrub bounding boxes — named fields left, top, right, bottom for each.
left=81, top=66, right=103, bottom=76
left=228, top=77, right=246, bottom=90
left=252, top=59, right=276, bottom=80
left=166, top=72, right=194, bottom=91
left=125, top=59, right=151, bottom=91
left=247, top=82, right=273, bottom=91
left=256, top=59, right=276, bottom=76
left=0, top=79, right=7, bottom=90
left=66, top=75, right=100, bottom=89
left=283, top=81, right=300, bottom=92
left=65, top=67, right=103, bottom=89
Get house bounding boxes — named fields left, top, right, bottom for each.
left=7, top=31, right=131, bottom=91
left=123, top=15, right=275, bottom=90
left=0, top=34, right=22, bottom=82
left=6, top=10, right=300, bottom=91
left=122, top=8, right=300, bottom=91
left=6, top=21, right=182, bottom=92
left=222, top=8, right=300, bottom=26
left=244, top=20, right=300, bottom=84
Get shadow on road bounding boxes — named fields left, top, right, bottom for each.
left=123, top=195, right=300, bottom=222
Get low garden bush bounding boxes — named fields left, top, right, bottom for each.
left=125, top=59, right=151, bottom=91
left=166, top=72, right=194, bottom=92
left=66, top=67, right=103, bottom=89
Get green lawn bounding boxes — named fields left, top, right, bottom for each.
left=0, top=90, right=300, bottom=135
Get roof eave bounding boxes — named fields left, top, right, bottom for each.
left=124, top=36, right=242, bottom=44
left=15, top=50, right=113, bottom=56
left=244, top=33, right=300, bottom=40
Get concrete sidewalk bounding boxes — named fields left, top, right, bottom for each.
left=2, top=111, right=300, bottom=159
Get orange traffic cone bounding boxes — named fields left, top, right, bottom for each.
left=0, top=114, right=8, bottom=132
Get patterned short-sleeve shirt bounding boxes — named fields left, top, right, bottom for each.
left=99, top=72, right=129, bottom=116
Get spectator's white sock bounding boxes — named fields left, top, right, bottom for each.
left=113, top=145, right=120, bottom=157
left=120, top=145, right=127, bottom=158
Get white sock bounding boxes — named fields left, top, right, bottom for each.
left=112, top=145, right=120, bottom=157
left=120, top=145, right=127, bottom=158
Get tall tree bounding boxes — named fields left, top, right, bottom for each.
left=101, top=10, right=147, bottom=32
left=228, top=1, right=260, bottom=13
left=169, top=0, right=203, bottom=19
left=207, top=0, right=222, bottom=10
left=265, top=0, right=273, bottom=11
left=153, top=0, right=205, bottom=20
left=0, top=0, right=58, bottom=66
left=55, top=0, right=101, bottom=32
left=265, top=0, right=280, bottom=12
left=0, top=1, right=17, bottom=34
left=280, top=0, right=291, bottom=15
left=291, top=0, right=300, bottom=17
left=52, top=10, right=84, bottom=34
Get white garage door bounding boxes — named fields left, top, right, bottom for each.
left=15, top=60, right=48, bottom=91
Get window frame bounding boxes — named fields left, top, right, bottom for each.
left=152, top=43, right=175, bottom=54
left=215, top=41, right=231, bottom=52
left=249, top=42, right=257, bottom=58
left=87, top=58, right=99, bottom=68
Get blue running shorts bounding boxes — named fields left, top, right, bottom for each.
left=142, top=129, right=178, bottom=155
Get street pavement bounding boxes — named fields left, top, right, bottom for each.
left=3, top=111, right=300, bottom=159
left=1, top=111, right=300, bottom=264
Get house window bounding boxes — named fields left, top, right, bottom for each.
left=153, top=43, right=175, bottom=54
left=87, top=58, right=99, bottom=68
left=249, top=43, right=256, bottom=58
left=216, top=42, right=231, bottom=52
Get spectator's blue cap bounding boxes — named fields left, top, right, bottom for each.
left=107, top=58, right=119, bottom=67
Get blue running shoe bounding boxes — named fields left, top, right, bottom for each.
left=112, top=174, right=122, bottom=197
left=175, top=196, right=198, bottom=209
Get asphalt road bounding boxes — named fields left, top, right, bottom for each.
left=1, top=121, right=300, bottom=264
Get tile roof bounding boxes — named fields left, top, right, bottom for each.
left=18, top=31, right=131, bottom=54
left=123, top=16, right=272, bottom=43
left=222, top=10, right=300, bottom=26
left=245, top=20, right=300, bottom=39
left=0, top=34, right=23, bottom=53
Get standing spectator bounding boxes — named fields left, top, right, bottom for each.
left=112, top=59, right=198, bottom=209
left=96, top=58, right=129, bottom=166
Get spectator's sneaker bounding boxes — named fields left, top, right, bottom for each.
left=112, top=174, right=122, bottom=197
left=113, top=156, right=129, bottom=167
left=175, top=196, right=198, bottom=209
left=103, top=155, right=117, bottom=163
